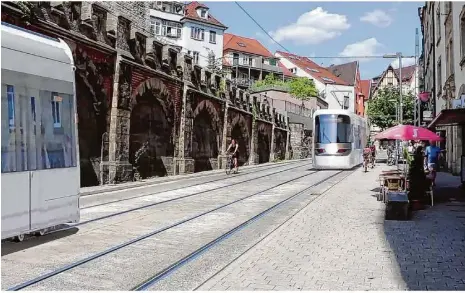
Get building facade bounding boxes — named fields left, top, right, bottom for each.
left=419, top=1, right=465, bottom=176
left=149, top=1, right=227, bottom=68
left=327, top=61, right=365, bottom=116
left=1, top=1, right=290, bottom=187
left=222, top=33, right=291, bottom=89
left=276, top=51, right=356, bottom=113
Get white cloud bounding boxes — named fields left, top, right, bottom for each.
left=270, top=7, right=350, bottom=45
left=391, top=57, right=416, bottom=68
left=360, top=10, right=393, bottom=28
left=332, top=38, right=383, bottom=64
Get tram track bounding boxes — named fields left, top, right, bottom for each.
left=7, top=167, right=324, bottom=291
left=80, top=159, right=306, bottom=210
left=131, top=170, right=348, bottom=291
left=72, top=162, right=310, bottom=227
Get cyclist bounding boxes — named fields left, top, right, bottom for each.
left=370, top=142, right=376, bottom=167
left=363, top=143, right=372, bottom=169
left=226, top=139, right=239, bottom=173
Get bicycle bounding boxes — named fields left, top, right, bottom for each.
left=225, top=155, right=234, bottom=175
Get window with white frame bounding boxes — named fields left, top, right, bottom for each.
left=191, top=27, right=204, bottom=41
left=150, top=18, right=182, bottom=38
left=193, top=51, right=199, bottom=64
left=209, top=31, right=216, bottom=44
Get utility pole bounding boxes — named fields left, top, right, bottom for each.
left=397, top=52, right=403, bottom=125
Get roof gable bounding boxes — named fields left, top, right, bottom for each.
left=327, top=61, right=358, bottom=86
left=276, top=50, right=350, bottom=86
left=183, top=1, right=227, bottom=29
left=224, top=33, right=273, bottom=57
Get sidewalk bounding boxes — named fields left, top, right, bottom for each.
left=199, top=165, right=465, bottom=291
left=80, top=159, right=309, bottom=196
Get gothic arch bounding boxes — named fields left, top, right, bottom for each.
left=193, top=99, right=222, bottom=132
left=128, top=78, right=175, bottom=178
left=192, top=99, right=222, bottom=172
left=230, top=113, right=250, bottom=140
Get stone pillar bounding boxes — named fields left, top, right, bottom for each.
left=175, top=84, right=195, bottom=174
left=285, top=116, right=291, bottom=160
left=289, top=123, right=304, bottom=160
left=269, top=107, right=276, bottom=162
left=107, top=56, right=134, bottom=184
left=248, top=96, right=259, bottom=165
left=218, top=99, right=230, bottom=169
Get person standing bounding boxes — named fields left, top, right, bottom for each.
left=425, top=141, right=441, bottom=186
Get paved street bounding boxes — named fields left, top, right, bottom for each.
left=2, top=160, right=464, bottom=291
left=198, top=166, right=465, bottom=291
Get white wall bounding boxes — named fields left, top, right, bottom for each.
left=453, top=2, right=465, bottom=99
left=324, top=84, right=355, bottom=113
left=275, top=52, right=356, bottom=112
left=434, top=1, right=447, bottom=114
left=182, top=21, right=224, bottom=68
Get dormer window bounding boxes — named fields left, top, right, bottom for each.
left=308, top=67, right=320, bottom=73
left=237, top=42, right=246, bottom=47
left=197, top=8, right=208, bottom=19
left=322, top=77, right=335, bottom=83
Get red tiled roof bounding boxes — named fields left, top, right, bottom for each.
left=223, top=33, right=274, bottom=57
left=278, top=61, right=295, bottom=77
left=275, top=51, right=350, bottom=86
left=183, top=2, right=227, bottom=29
left=360, top=80, right=371, bottom=101
left=393, top=65, right=416, bottom=82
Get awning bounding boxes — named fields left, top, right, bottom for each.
left=428, top=108, right=465, bottom=129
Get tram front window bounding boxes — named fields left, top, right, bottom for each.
left=315, top=114, right=351, bottom=144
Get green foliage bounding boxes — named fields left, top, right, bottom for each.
left=252, top=74, right=318, bottom=101
left=14, top=2, right=36, bottom=25
left=288, top=77, right=318, bottom=100
left=219, top=78, right=226, bottom=93
left=366, top=87, right=415, bottom=130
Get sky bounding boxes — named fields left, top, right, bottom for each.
left=205, top=1, right=423, bottom=80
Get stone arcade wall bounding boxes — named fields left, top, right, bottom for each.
left=1, top=1, right=291, bottom=186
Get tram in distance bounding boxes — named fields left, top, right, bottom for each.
left=1, top=23, right=80, bottom=242
left=312, top=109, right=368, bottom=170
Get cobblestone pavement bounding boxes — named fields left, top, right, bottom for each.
left=199, top=166, right=465, bottom=291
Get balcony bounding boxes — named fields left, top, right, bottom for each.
left=231, top=78, right=254, bottom=88
left=229, top=56, right=283, bottom=74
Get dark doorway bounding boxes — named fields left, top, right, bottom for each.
left=129, top=99, right=172, bottom=179
left=192, top=108, right=219, bottom=172
left=258, top=130, right=270, bottom=163
left=231, top=124, right=249, bottom=166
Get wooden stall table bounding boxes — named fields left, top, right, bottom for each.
left=379, top=174, right=406, bottom=203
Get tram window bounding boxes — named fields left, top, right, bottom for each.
left=1, top=84, right=28, bottom=173
left=315, top=114, right=352, bottom=144
left=37, top=90, right=76, bottom=169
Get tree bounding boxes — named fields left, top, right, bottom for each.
left=206, top=49, right=224, bottom=75
left=366, top=87, right=415, bottom=130
left=252, top=75, right=318, bottom=101
left=288, top=77, right=318, bottom=100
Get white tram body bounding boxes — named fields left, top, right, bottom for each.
left=312, top=109, right=368, bottom=170
left=1, top=23, right=80, bottom=240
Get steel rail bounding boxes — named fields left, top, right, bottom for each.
left=70, top=162, right=310, bottom=227
left=132, top=170, right=348, bottom=291
left=81, top=160, right=304, bottom=210
left=7, top=168, right=321, bottom=291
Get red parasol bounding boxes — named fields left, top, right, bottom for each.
left=375, top=124, right=443, bottom=141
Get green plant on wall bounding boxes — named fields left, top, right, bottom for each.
left=252, top=74, right=318, bottom=101
left=14, top=1, right=37, bottom=25
left=252, top=103, right=258, bottom=120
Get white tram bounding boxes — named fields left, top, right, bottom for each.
left=312, top=109, right=368, bottom=170
left=1, top=23, right=80, bottom=241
